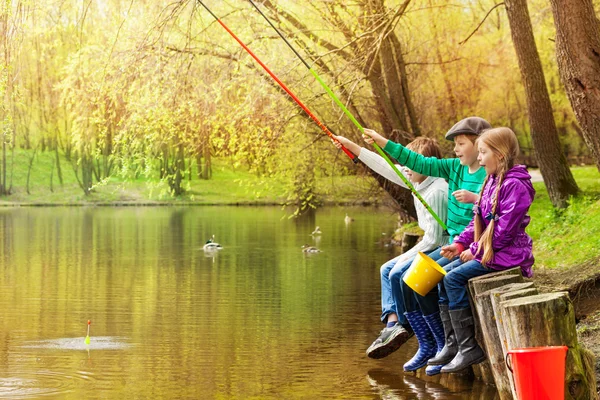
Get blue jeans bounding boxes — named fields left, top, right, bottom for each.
left=380, top=256, right=414, bottom=326
left=438, top=259, right=490, bottom=309
left=399, top=247, right=456, bottom=315
left=381, top=247, right=456, bottom=324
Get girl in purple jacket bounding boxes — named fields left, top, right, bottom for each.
left=433, top=127, right=535, bottom=374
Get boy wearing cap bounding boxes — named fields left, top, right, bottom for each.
left=361, top=117, right=489, bottom=375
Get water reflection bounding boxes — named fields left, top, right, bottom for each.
left=365, top=368, right=499, bottom=399
left=0, top=206, right=497, bottom=399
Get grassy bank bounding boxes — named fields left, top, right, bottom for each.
left=0, top=149, right=382, bottom=205
left=527, top=166, right=600, bottom=271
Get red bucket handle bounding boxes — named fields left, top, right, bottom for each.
left=505, top=351, right=514, bottom=373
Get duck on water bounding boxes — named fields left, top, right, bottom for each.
left=203, top=235, right=223, bottom=251
left=301, top=244, right=321, bottom=253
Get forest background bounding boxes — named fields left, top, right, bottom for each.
left=0, top=0, right=599, bottom=224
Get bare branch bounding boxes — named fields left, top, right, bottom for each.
left=459, top=2, right=505, bottom=45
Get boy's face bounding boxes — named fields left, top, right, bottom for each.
left=453, top=135, right=478, bottom=166
left=404, top=167, right=426, bottom=184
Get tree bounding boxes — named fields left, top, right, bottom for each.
left=0, top=1, right=27, bottom=196
left=503, top=0, right=579, bottom=208
left=548, top=0, right=600, bottom=172
left=257, top=0, right=419, bottom=219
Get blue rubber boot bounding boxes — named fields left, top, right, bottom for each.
left=423, top=312, right=446, bottom=376
left=403, top=311, right=436, bottom=372
left=425, top=364, right=443, bottom=376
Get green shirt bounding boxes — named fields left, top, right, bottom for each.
left=383, top=140, right=486, bottom=242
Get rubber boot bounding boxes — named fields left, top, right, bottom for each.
left=403, top=311, right=436, bottom=372
left=427, top=304, right=457, bottom=366
left=440, top=308, right=486, bottom=373
left=422, top=311, right=445, bottom=376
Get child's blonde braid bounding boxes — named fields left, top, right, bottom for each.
left=476, top=166, right=507, bottom=266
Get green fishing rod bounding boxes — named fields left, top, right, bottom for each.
left=196, top=0, right=358, bottom=164
left=247, top=0, right=447, bottom=231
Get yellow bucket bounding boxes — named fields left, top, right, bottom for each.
left=403, top=252, right=447, bottom=296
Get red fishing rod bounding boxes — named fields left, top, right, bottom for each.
left=196, top=0, right=358, bottom=163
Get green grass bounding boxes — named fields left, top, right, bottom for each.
left=527, top=166, right=600, bottom=269
left=0, top=148, right=380, bottom=205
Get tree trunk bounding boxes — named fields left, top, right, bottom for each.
left=389, top=34, right=421, bottom=136
left=366, top=59, right=402, bottom=134
left=370, top=171, right=417, bottom=221
left=54, top=144, right=63, bottom=185
left=548, top=0, right=600, bottom=172
left=379, top=37, right=408, bottom=132
left=504, top=0, right=579, bottom=208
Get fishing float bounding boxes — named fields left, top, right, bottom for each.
left=85, top=320, right=91, bottom=345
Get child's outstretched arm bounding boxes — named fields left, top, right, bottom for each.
left=333, top=135, right=409, bottom=189
left=331, top=135, right=361, bottom=156
left=362, top=129, right=456, bottom=180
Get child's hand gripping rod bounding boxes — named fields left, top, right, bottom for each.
left=247, top=0, right=447, bottom=231
left=197, top=0, right=358, bottom=163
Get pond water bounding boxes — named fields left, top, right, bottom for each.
left=0, top=206, right=498, bottom=399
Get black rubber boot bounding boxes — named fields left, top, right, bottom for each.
left=440, top=307, right=486, bottom=373
left=427, top=304, right=457, bottom=366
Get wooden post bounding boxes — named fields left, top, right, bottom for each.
left=468, top=273, right=524, bottom=385
left=492, top=286, right=539, bottom=399
left=477, top=282, right=536, bottom=399
left=501, top=292, right=597, bottom=400
left=492, top=286, right=538, bottom=354
left=401, top=233, right=420, bottom=253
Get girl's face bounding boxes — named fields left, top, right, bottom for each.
left=477, top=141, right=500, bottom=175
left=453, top=135, right=478, bottom=166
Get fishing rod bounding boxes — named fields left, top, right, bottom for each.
left=196, top=0, right=358, bottom=163
left=247, top=0, right=447, bottom=231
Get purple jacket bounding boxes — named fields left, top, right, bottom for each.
left=455, top=165, right=535, bottom=277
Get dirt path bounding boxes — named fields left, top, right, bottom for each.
left=528, top=168, right=543, bottom=183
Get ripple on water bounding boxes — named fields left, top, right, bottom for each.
left=21, top=336, right=131, bottom=351
left=0, top=370, right=82, bottom=399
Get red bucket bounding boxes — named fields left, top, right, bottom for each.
left=506, top=346, right=568, bottom=400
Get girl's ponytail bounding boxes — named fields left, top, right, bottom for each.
left=476, top=169, right=506, bottom=265
left=473, top=175, right=490, bottom=244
